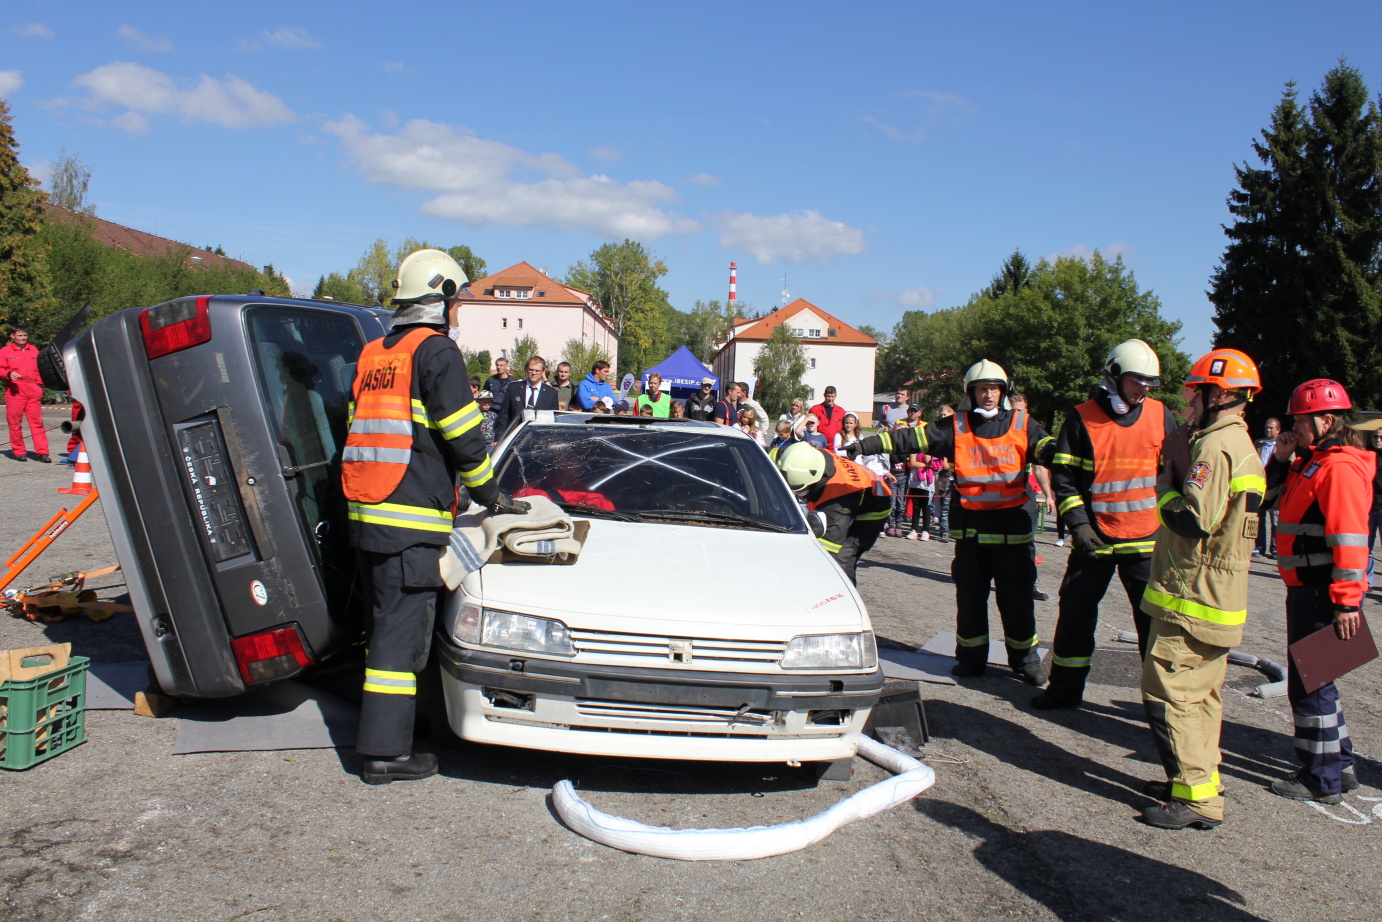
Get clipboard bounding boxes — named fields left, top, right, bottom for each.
left=1288, top=612, right=1379, bottom=694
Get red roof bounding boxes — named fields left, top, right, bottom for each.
left=724, top=299, right=877, bottom=346
left=460, top=262, right=615, bottom=331
left=40, top=203, right=258, bottom=273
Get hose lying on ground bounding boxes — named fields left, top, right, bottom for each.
left=1114, top=630, right=1287, bottom=698
left=552, top=735, right=935, bottom=861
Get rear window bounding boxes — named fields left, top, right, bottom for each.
left=495, top=425, right=807, bottom=533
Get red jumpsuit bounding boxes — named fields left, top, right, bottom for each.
left=0, top=342, right=49, bottom=458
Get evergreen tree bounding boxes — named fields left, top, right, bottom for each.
left=0, top=100, right=56, bottom=333
left=1210, top=63, right=1382, bottom=416
left=982, top=248, right=1034, bottom=300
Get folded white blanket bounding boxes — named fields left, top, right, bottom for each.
left=440, top=494, right=582, bottom=589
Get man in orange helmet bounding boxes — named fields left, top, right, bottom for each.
left=1266, top=378, right=1370, bottom=804
left=1139, top=348, right=1265, bottom=830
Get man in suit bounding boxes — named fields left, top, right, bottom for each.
left=496, top=355, right=559, bottom=437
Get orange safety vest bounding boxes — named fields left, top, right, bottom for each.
left=1077, top=397, right=1164, bottom=539
left=953, top=409, right=1029, bottom=511
left=1275, top=444, right=1373, bottom=605
left=807, top=454, right=891, bottom=509
left=342, top=327, right=437, bottom=505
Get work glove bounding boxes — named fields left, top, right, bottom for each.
left=844, top=442, right=864, bottom=461
left=490, top=492, right=531, bottom=517
left=1071, top=522, right=1104, bottom=557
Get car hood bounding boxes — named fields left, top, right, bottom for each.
left=463, top=519, right=868, bottom=638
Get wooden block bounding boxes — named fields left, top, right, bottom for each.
left=133, top=690, right=177, bottom=718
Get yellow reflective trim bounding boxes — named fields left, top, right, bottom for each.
left=1005, top=633, right=1039, bottom=650
left=1096, top=540, right=1156, bottom=556
left=1058, top=495, right=1084, bottom=514
left=857, top=510, right=890, bottom=521
left=1034, top=435, right=1055, bottom=455
left=1052, top=452, right=1085, bottom=467
left=1157, top=490, right=1179, bottom=509
left=365, top=669, right=414, bottom=681
left=818, top=538, right=842, bottom=553
left=458, top=454, right=494, bottom=487
left=955, top=634, right=989, bottom=648
left=879, top=431, right=894, bottom=453
left=1229, top=474, right=1265, bottom=494
left=438, top=403, right=482, bottom=439
left=1052, top=655, right=1091, bottom=668
left=1142, top=588, right=1246, bottom=626
left=1171, top=773, right=1221, bottom=802
left=363, top=683, right=417, bottom=695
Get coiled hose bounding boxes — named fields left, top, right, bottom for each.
left=1114, top=630, right=1287, bottom=697
left=552, top=735, right=935, bottom=861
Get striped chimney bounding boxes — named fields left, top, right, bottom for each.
left=729, top=262, right=737, bottom=302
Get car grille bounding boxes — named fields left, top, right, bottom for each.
left=568, top=628, right=786, bottom=666
left=576, top=699, right=776, bottom=726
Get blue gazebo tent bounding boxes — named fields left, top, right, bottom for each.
left=641, top=346, right=718, bottom=398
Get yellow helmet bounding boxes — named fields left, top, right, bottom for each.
left=776, top=442, right=827, bottom=493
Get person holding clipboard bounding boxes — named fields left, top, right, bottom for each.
left=1267, top=378, right=1373, bottom=804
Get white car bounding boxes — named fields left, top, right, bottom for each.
left=437, top=414, right=884, bottom=764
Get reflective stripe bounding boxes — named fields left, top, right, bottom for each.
left=458, top=454, right=494, bottom=488
left=1171, top=771, right=1222, bottom=802
left=1091, top=476, right=1157, bottom=493
left=1326, top=533, right=1369, bottom=547
left=1142, top=587, right=1245, bottom=626
left=1052, top=655, right=1091, bottom=668
left=1332, top=568, right=1367, bottom=582
left=1005, top=633, right=1038, bottom=650
left=1058, top=495, right=1084, bottom=514
left=818, top=538, right=842, bottom=553
left=1278, top=553, right=1332, bottom=569
left=857, top=509, right=890, bottom=521
left=438, top=403, right=482, bottom=440
left=348, top=417, right=413, bottom=436
left=363, top=668, right=417, bottom=696
left=347, top=501, right=453, bottom=533
left=1091, top=497, right=1158, bottom=514
left=955, top=634, right=989, bottom=648
left=879, top=431, right=894, bottom=453
left=1277, top=521, right=1325, bottom=536
left=1094, top=539, right=1156, bottom=556
left=1295, top=712, right=1339, bottom=729
left=1157, top=490, right=1178, bottom=509
left=410, top=398, right=433, bottom=428
left=957, top=471, right=1018, bottom=485
left=1229, top=474, right=1266, bottom=494
left=1294, top=737, right=1342, bottom=754
left=971, top=530, right=1034, bottom=545
left=342, top=446, right=411, bottom=464
left=962, top=488, right=1023, bottom=504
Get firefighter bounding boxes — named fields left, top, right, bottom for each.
left=1266, top=378, right=1369, bottom=803
left=343, top=249, right=528, bottom=784
left=1139, top=348, right=1264, bottom=830
left=1033, top=339, right=1177, bottom=710
left=776, top=441, right=892, bottom=584
left=848, top=360, right=1054, bottom=683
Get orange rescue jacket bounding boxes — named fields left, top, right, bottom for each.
left=342, top=327, right=437, bottom=504
left=953, top=409, right=1029, bottom=511
left=1077, top=397, right=1164, bottom=539
left=1276, top=442, right=1373, bottom=609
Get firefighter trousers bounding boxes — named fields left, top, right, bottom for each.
left=1048, top=552, right=1151, bottom=697
left=355, top=546, right=446, bottom=758
left=1286, top=584, right=1355, bottom=795
left=952, top=538, right=1038, bottom=669
left=1141, top=618, right=1228, bottom=820
left=834, top=520, right=885, bottom=585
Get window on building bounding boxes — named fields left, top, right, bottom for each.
left=502, top=318, right=508, bottom=329
left=517, top=318, right=523, bottom=330
left=809, top=328, right=821, bottom=338
left=809, top=357, right=817, bottom=369
left=792, top=327, right=805, bottom=337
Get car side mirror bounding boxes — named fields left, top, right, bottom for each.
left=808, top=511, right=827, bottom=539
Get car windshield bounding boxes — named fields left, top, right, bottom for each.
left=495, top=424, right=807, bottom=533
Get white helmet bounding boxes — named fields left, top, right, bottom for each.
left=1104, top=338, right=1161, bottom=388
left=960, top=359, right=1011, bottom=411
left=391, top=249, right=468, bottom=327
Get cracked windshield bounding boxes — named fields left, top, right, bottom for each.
left=495, top=425, right=806, bottom=533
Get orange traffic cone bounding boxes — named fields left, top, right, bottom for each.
left=58, top=444, right=94, bottom=495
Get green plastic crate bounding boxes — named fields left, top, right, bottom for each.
left=0, top=655, right=89, bottom=770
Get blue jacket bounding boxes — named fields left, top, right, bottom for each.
left=576, top=373, right=615, bottom=411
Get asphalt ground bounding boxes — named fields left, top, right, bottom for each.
left=2, top=411, right=1381, bottom=921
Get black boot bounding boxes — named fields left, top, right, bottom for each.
left=361, top=752, right=439, bottom=785
left=1142, top=801, right=1221, bottom=830
left=950, top=660, right=988, bottom=678
left=1013, top=652, right=1046, bottom=687
left=1030, top=688, right=1082, bottom=710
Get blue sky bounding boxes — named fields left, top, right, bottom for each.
left=4, top=2, right=1381, bottom=359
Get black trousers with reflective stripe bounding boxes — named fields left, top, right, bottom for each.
left=835, top=520, right=886, bottom=585
left=952, top=539, right=1037, bottom=668
left=356, top=546, right=445, bottom=757
left=1048, top=552, right=1152, bottom=696
left=1286, top=583, right=1355, bottom=794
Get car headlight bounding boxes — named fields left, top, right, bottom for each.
left=478, top=609, right=576, bottom=657
left=780, top=631, right=877, bottom=670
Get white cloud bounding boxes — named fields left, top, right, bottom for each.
left=111, top=111, right=150, bottom=135
left=0, top=71, right=23, bottom=98
left=864, top=89, right=977, bottom=142
left=897, top=286, right=936, bottom=308
left=1047, top=242, right=1135, bottom=264
left=263, top=26, right=320, bottom=49
left=118, top=25, right=173, bottom=53
left=71, top=62, right=295, bottom=130
left=326, top=115, right=701, bottom=239
left=715, top=210, right=867, bottom=264
left=688, top=173, right=721, bottom=186
left=19, top=23, right=53, bottom=39
left=589, top=144, right=624, bottom=162
left=382, top=61, right=415, bottom=74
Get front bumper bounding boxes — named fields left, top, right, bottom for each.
left=436, top=637, right=885, bottom=762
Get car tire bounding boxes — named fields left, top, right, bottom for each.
left=37, top=342, right=69, bottom=391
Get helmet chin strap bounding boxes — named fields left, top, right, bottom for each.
left=1196, top=389, right=1248, bottom=428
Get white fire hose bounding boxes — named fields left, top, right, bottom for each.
left=552, top=735, right=935, bottom=861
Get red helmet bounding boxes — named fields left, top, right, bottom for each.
left=1287, top=378, right=1352, bottom=415
left=1185, top=348, right=1262, bottom=393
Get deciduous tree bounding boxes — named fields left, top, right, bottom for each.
left=313, top=272, right=369, bottom=304
left=753, top=323, right=808, bottom=419
left=48, top=149, right=94, bottom=215
left=560, top=338, right=612, bottom=380
left=566, top=240, right=671, bottom=375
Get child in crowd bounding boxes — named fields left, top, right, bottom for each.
left=670, top=400, right=685, bottom=419
left=477, top=390, right=497, bottom=448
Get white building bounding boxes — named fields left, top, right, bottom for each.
left=448, top=262, right=618, bottom=371
left=711, top=298, right=879, bottom=425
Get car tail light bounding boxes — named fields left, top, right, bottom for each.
left=231, top=625, right=315, bottom=685
left=140, top=296, right=212, bottom=358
